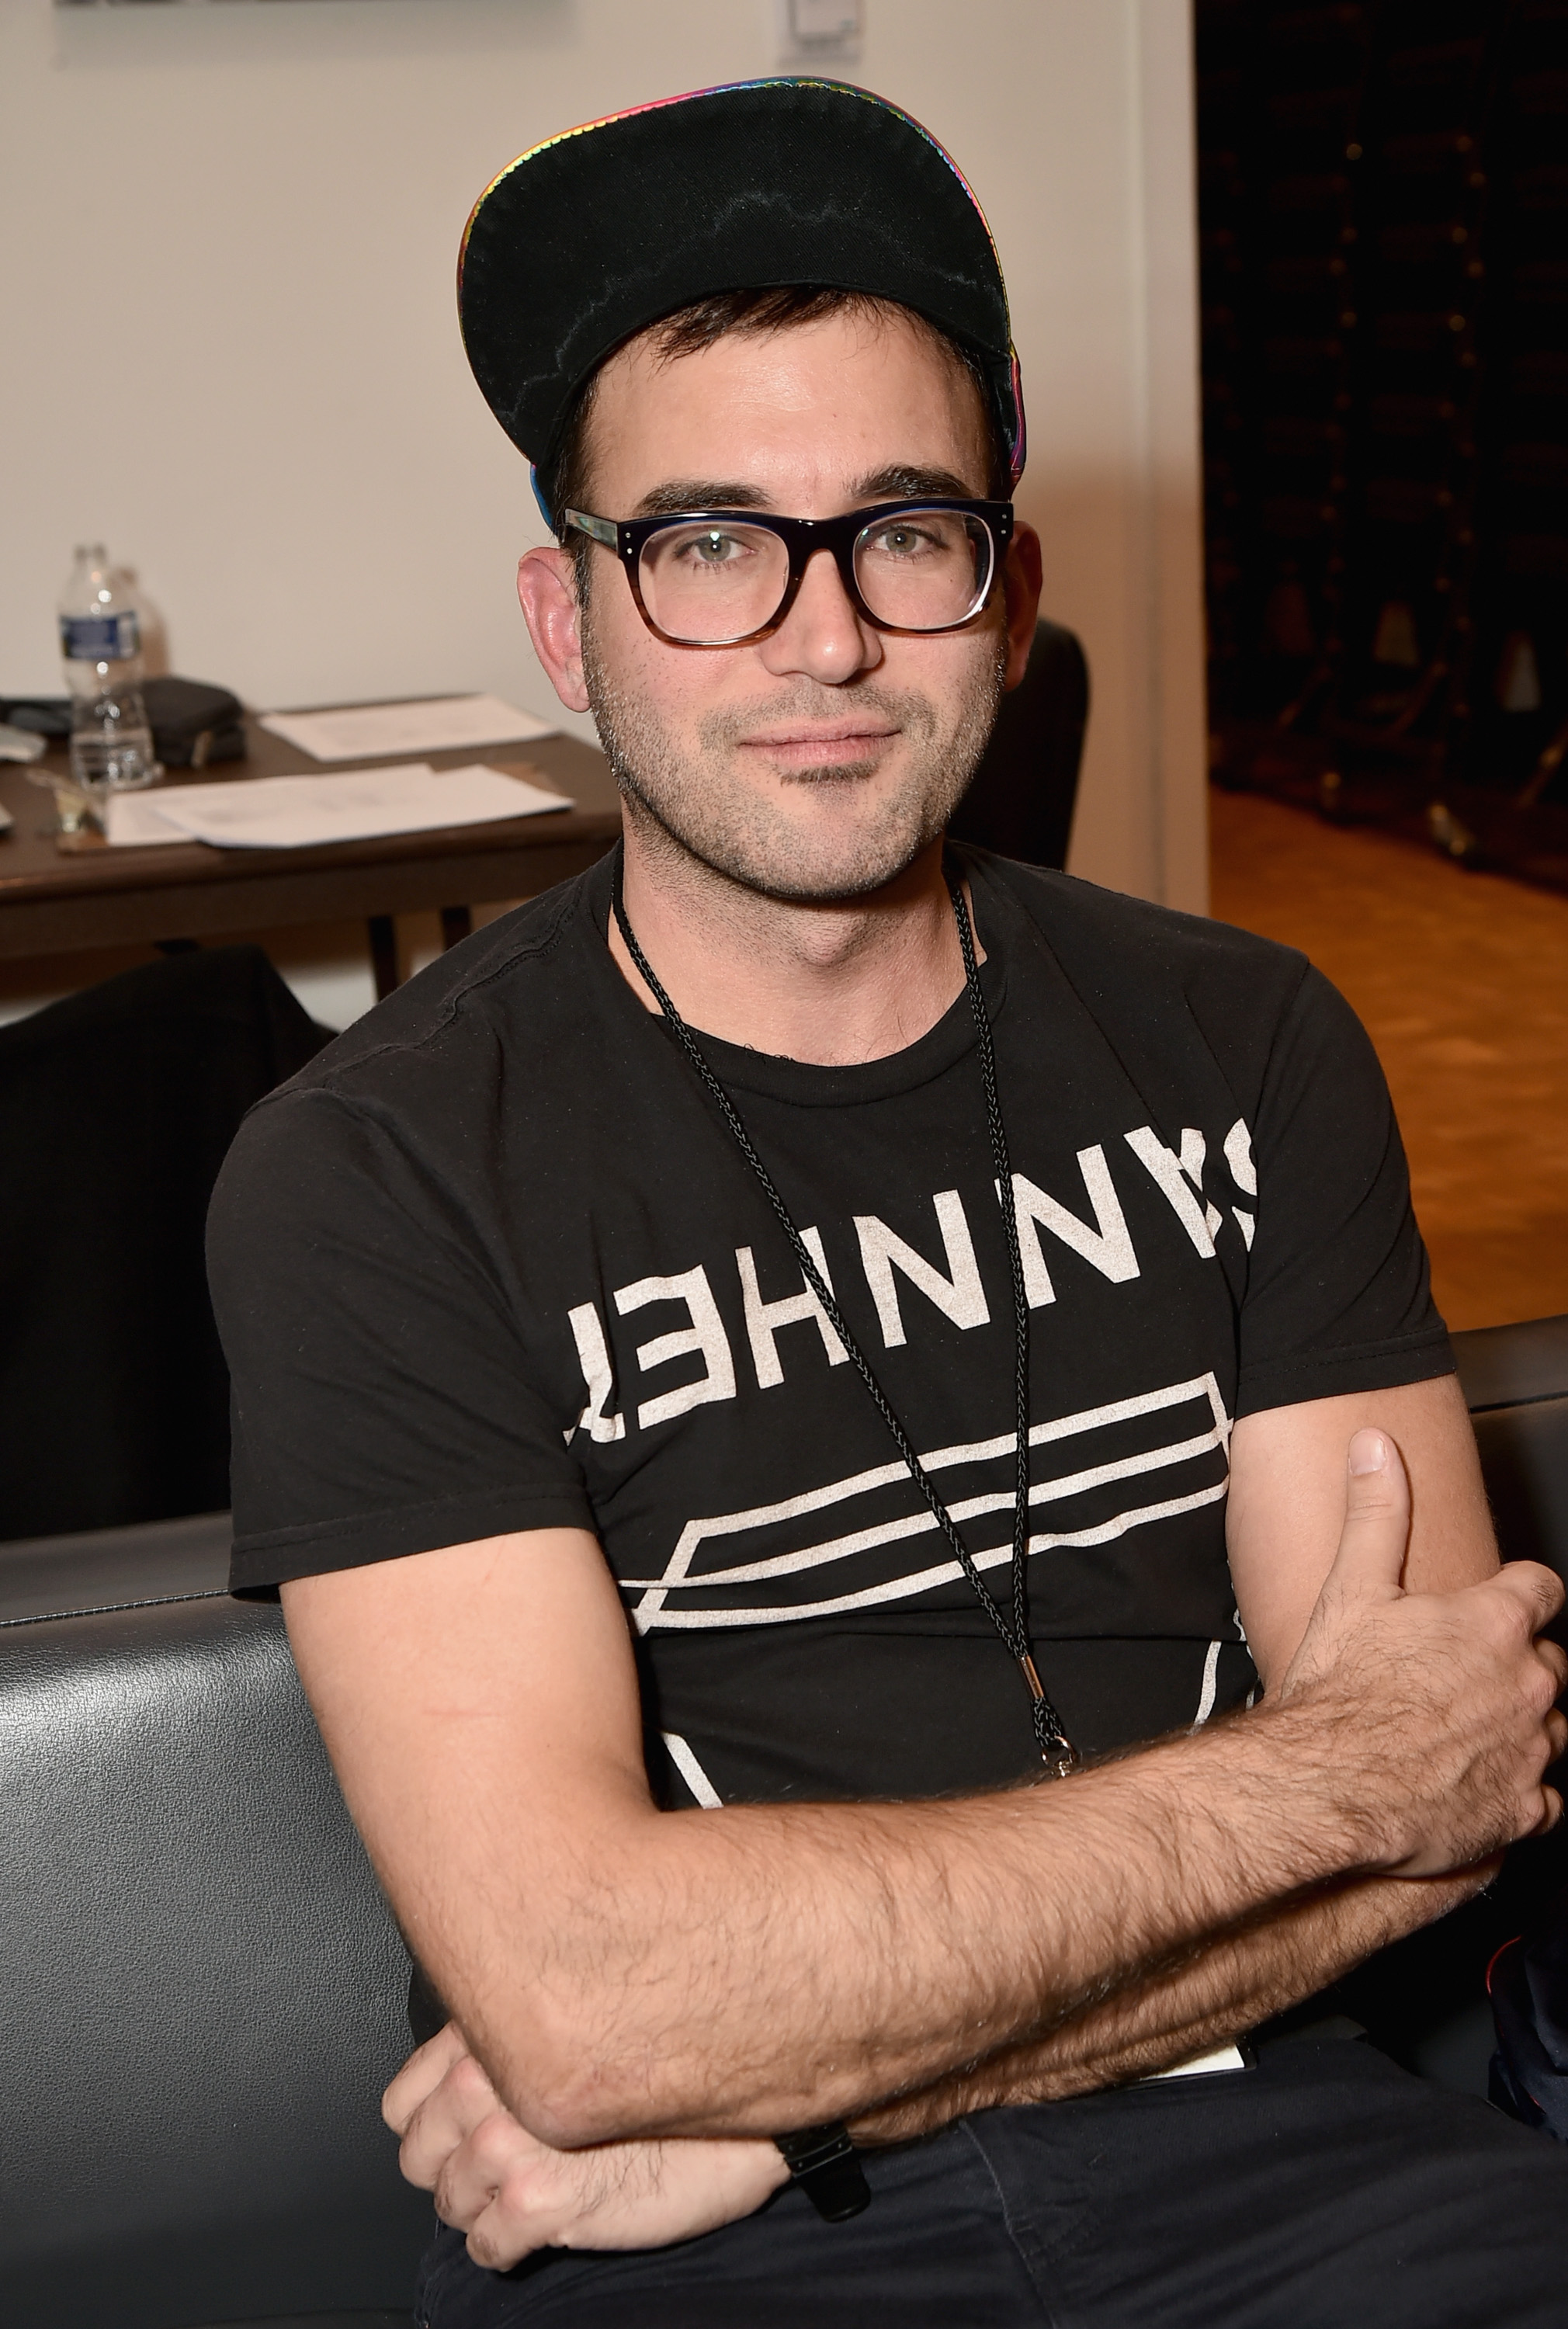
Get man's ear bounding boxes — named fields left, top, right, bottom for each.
left=517, top=545, right=591, bottom=714
left=1001, top=521, right=1043, bottom=693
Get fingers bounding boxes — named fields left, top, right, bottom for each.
left=1523, top=1782, right=1565, bottom=1839
left=1273, top=1432, right=1566, bottom=1874
left=399, top=2050, right=505, bottom=2190
left=435, top=2109, right=561, bottom=2261
left=1488, top=1559, right=1568, bottom=1640
left=1325, top=1428, right=1412, bottom=1600
left=454, top=2131, right=790, bottom=2266
left=383, top=2019, right=469, bottom=2136
left=439, top=2118, right=647, bottom=2269
left=1515, top=1690, right=1567, bottom=1846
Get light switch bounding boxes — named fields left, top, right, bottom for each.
left=775, top=0, right=864, bottom=65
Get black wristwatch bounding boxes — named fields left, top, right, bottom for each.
left=772, top=2122, right=870, bottom=2221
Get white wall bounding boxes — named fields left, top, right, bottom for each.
left=0, top=0, right=1207, bottom=1020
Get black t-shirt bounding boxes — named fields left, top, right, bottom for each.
left=209, top=846, right=1449, bottom=1807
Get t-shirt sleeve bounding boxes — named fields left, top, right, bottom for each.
left=1233, top=963, right=1451, bottom=1414
left=208, top=1086, right=595, bottom=1594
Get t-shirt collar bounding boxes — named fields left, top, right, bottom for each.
left=578, top=845, right=1012, bottom=1109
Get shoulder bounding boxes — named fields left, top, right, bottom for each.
left=966, top=849, right=1317, bottom=1073
left=289, top=861, right=605, bottom=1101
left=237, top=857, right=614, bottom=1127
left=970, top=849, right=1308, bottom=997
left=210, top=859, right=613, bottom=1232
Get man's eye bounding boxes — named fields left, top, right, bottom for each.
left=679, top=530, right=746, bottom=565
left=869, top=526, right=934, bottom=557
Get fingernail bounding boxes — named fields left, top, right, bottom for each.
left=1348, top=1430, right=1388, bottom=1476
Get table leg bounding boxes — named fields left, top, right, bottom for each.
left=368, top=913, right=398, bottom=1000
left=440, top=905, right=474, bottom=949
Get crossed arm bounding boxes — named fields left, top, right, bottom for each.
left=283, top=1376, right=1566, bottom=2259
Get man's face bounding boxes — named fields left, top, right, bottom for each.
left=538, top=307, right=1024, bottom=903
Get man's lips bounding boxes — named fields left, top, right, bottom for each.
left=737, top=724, right=900, bottom=766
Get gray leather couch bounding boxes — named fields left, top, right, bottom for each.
left=3, top=1317, right=1566, bottom=2327
left=0, top=1512, right=428, bottom=2328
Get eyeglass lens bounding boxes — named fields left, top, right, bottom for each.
left=637, top=510, right=997, bottom=644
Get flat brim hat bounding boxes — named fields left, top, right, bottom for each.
left=457, top=77, right=1024, bottom=526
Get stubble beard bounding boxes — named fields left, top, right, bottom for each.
left=578, top=596, right=1007, bottom=904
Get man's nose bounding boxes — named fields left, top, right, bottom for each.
left=758, top=546, right=882, bottom=686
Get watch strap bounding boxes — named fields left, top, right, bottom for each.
left=772, top=2122, right=870, bottom=2221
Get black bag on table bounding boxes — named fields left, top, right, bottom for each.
left=0, top=696, right=70, bottom=738
left=143, top=675, right=247, bottom=769
left=0, top=678, right=246, bottom=768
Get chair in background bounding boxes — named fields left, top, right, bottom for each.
left=0, top=946, right=328, bottom=1542
left=948, top=616, right=1089, bottom=869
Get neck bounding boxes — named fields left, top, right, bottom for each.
left=608, top=818, right=975, bottom=1067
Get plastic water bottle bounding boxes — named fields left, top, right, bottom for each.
left=58, top=545, right=158, bottom=793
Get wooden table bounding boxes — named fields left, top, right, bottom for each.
left=0, top=712, right=620, bottom=994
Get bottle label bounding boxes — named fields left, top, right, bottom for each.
left=61, top=612, right=139, bottom=662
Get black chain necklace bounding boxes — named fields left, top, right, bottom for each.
left=611, top=852, right=1079, bottom=1779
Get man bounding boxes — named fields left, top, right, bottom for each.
left=209, top=81, right=1568, bottom=2327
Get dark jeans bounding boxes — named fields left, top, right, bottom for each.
left=415, top=2035, right=1568, bottom=2329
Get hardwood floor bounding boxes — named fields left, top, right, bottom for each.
left=1209, top=786, right=1568, bottom=1333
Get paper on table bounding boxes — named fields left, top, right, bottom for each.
left=105, top=793, right=200, bottom=846
left=258, top=695, right=557, bottom=762
left=104, top=769, right=456, bottom=848
left=138, top=762, right=573, bottom=850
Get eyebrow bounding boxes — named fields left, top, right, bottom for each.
left=853, top=463, right=983, bottom=502
left=631, top=481, right=772, bottom=517
left=628, top=462, right=987, bottom=520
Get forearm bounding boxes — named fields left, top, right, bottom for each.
left=850, top=1865, right=1483, bottom=2143
left=434, top=1702, right=1437, bottom=2147
left=292, top=1484, right=1563, bottom=2156
left=383, top=1865, right=1485, bottom=2273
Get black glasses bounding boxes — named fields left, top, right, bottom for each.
left=564, top=498, right=1014, bottom=648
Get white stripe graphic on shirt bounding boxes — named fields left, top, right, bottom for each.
left=661, top=1731, right=723, bottom=1808
left=622, top=1429, right=1223, bottom=1596
left=627, top=1373, right=1232, bottom=1633
left=1193, top=1637, right=1223, bottom=1727
left=631, top=1483, right=1230, bottom=1632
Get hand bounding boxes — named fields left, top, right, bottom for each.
left=383, top=2023, right=788, bottom=2268
left=1276, top=1427, right=1568, bottom=1876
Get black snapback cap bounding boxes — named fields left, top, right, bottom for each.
left=457, top=77, right=1025, bottom=526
